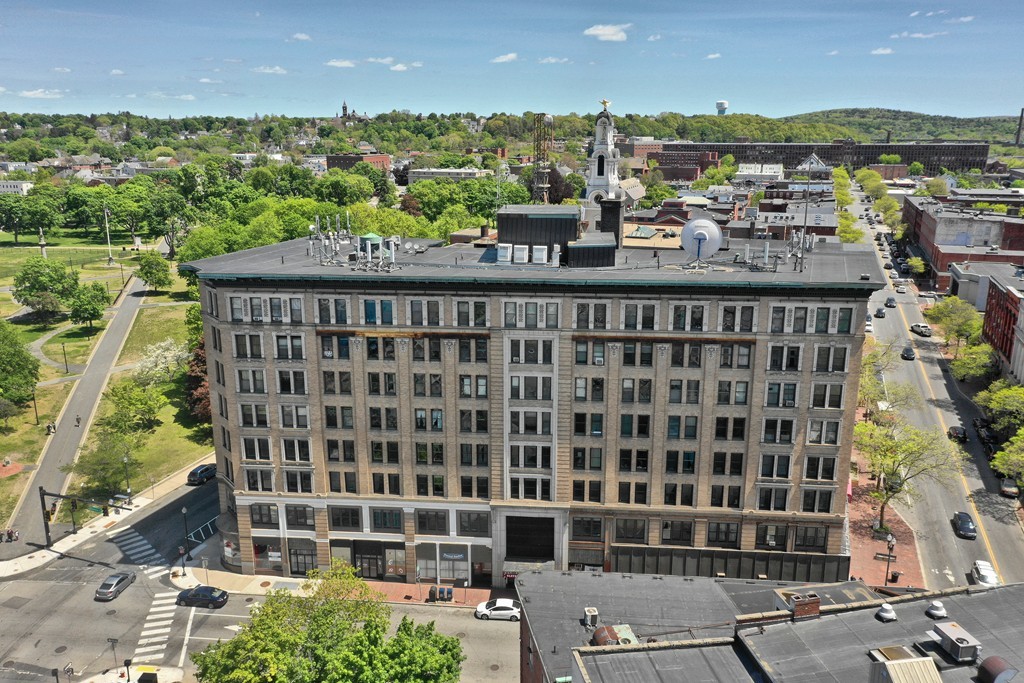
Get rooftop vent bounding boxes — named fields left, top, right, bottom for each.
left=978, top=656, right=1019, bottom=683
left=513, top=244, right=529, bottom=264
left=583, top=607, right=599, bottom=628
left=876, top=604, right=898, bottom=622
left=925, top=601, right=947, bottom=620
left=497, top=243, right=512, bottom=263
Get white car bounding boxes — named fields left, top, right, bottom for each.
left=895, top=285, right=907, bottom=294
left=971, top=560, right=999, bottom=588
left=475, top=598, right=522, bottom=621
left=865, top=321, right=874, bottom=333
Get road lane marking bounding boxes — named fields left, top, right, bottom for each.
left=141, top=627, right=172, bottom=637
left=894, top=299, right=1003, bottom=582
left=134, top=644, right=167, bottom=654
left=179, top=606, right=197, bottom=668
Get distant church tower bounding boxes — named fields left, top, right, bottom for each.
left=342, top=101, right=349, bottom=118
left=584, top=100, right=621, bottom=204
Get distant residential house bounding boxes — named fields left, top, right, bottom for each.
left=0, top=180, right=33, bottom=195
left=407, top=167, right=494, bottom=184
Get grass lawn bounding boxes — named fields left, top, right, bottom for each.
left=117, top=304, right=189, bottom=366
left=141, top=266, right=195, bottom=304
left=0, top=245, right=133, bottom=286
left=0, top=291, right=21, bottom=318
left=42, top=320, right=108, bottom=368
left=8, top=316, right=65, bottom=347
left=0, top=382, right=74, bottom=525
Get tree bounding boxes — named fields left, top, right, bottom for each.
left=854, top=422, right=963, bottom=528
left=61, top=429, right=143, bottom=499
left=924, top=295, right=982, bottom=357
left=314, top=170, right=374, bottom=206
left=564, top=172, right=586, bottom=200
left=190, top=560, right=464, bottom=683
left=0, top=398, right=18, bottom=430
left=976, top=380, right=1024, bottom=437
left=878, top=154, right=902, bottom=164
left=12, top=255, right=80, bottom=318
left=0, top=320, right=40, bottom=405
left=992, top=432, right=1024, bottom=481
left=908, top=161, right=925, bottom=176
left=0, top=194, right=26, bottom=242
left=137, top=251, right=173, bottom=291
left=68, top=282, right=111, bottom=329
left=924, top=178, right=949, bottom=196
left=134, top=339, right=190, bottom=385
left=185, top=339, right=211, bottom=423
left=20, top=192, right=63, bottom=242
left=950, top=343, right=996, bottom=382
left=104, top=378, right=168, bottom=433
left=906, top=256, right=926, bottom=275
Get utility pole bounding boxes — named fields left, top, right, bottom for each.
left=103, top=204, right=114, bottom=266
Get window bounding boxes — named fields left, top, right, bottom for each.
left=572, top=517, right=602, bottom=541
left=719, top=343, right=751, bottom=369
left=275, top=335, right=304, bottom=360
left=814, top=346, right=848, bottom=373
left=588, top=481, right=602, bottom=502
left=416, top=510, right=448, bottom=534
left=683, top=416, right=698, bottom=439
left=768, top=344, right=801, bottom=371
left=766, top=383, right=798, bottom=408
left=661, top=521, right=693, bottom=546
left=811, top=384, right=844, bottom=409
left=458, top=512, right=490, bottom=536
left=372, top=509, right=402, bottom=532
left=230, top=296, right=243, bottom=322
left=669, top=380, right=682, bottom=404
left=802, top=489, right=834, bottom=513
left=329, top=507, right=360, bottom=530
left=282, top=438, right=310, bottom=462
left=761, top=453, right=791, bottom=478
left=805, top=456, right=837, bottom=481
left=589, top=448, right=603, bottom=470
left=278, top=370, right=306, bottom=395
left=250, top=504, right=278, bottom=527
left=284, top=470, right=312, bottom=493
left=242, top=437, right=270, bottom=461
left=770, top=306, right=785, bottom=333
left=685, top=380, right=700, bottom=404
left=280, top=405, right=309, bottom=429
left=614, top=519, right=647, bottom=544
left=246, top=469, right=273, bottom=492
left=706, top=522, right=739, bottom=548
left=807, top=420, right=840, bottom=445
left=234, top=334, right=263, bottom=359
left=710, top=484, right=724, bottom=507
left=344, top=472, right=357, bottom=493
left=763, top=419, right=794, bottom=444
left=240, top=404, right=269, bottom=428
left=794, top=526, right=828, bottom=551
left=756, top=524, right=787, bottom=550
left=720, top=304, right=755, bottom=333
left=285, top=505, right=315, bottom=529
left=837, top=307, right=853, bottom=334
left=757, top=487, right=788, bottom=511
left=237, top=369, right=266, bottom=394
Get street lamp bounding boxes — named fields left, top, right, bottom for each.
left=122, top=455, right=132, bottom=505
left=182, top=506, right=192, bottom=561
left=883, top=533, right=897, bottom=586
left=124, top=658, right=132, bottom=682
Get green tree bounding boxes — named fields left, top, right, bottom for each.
left=61, top=429, right=143, bottom=499
left=0, top=194, right=26, bottom=243
left=878, top=154, right=902, bottom=164
left=0, top=320, right=41, bottom=405
left=976, top=380, right=1024, bottom=436
left=12, top=255, right=80, bottom=318
left=20, top=192, right=64, bottom=242
left=924, top=178, right=949, bottom=196
left=992, top=432, right=1024, bottom=481
left=950, top=343, right=995, bottom=382
left=314, top=170, right=374, bottom=206
left=137, top=251, right=173, bottom=292
left=908, top=161, right=925, bottom=176
left=906, top=256, right=926, bottom=275
left=68, top=282, right=111, bottom=329
left=564, top=172, right=587, bottom=200
left=191, top=560, right=465, bottom=683
left=923, top=295, right=982, bottom=357
left=0, top=398, right=18, bottom=430
left=104, top=379, right=168, bottom=433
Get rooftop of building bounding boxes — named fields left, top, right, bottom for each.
left=576, top=641, right=757, bottom=683
left=182, top=230, right=887, bottom=293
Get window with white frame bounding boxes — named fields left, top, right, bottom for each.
left=811, top=383, right=843, bottom=409
left=282, top=438, right=311, bottom=462
left=454, top=300, right=488, bottom=327
left=278, top=370, right=306, bottom=395
left=762, top=419, right=794, bottom=444
left=804, top=455, right=837, bottom=481
left=361, top=298, right=395, bottom=325
left=671, top=303, right=706, bottom=332
left=621, top=302, right=657, bottom=330
left=237, top=369, right=266, bottom=394
left=242, top=437, right=271, bottom=461
left=240, top=404, right=269, bottom=428
left=765, top=382, right=798, bottom=407
left=234, top=334, right=263, bottom=359
left=245, top=469, right=274, bottom=492
left=814, top=345, right=849, bottom=373
left=409, top=299, right=442, bottom=326
left=574, top=302, right=609, bottom=330
left=719, top=304, right=756, bottom=332
left=757, top=486, right=789, bottom=511
left=767, top=344, right=802, bottom=371
left=280, top=405, right=309, bottom=429
left=801, top=489, right=834, bottom=513
left=760, top=453, right=790, bottom=478
left=807, top=419, right=840, bottom=445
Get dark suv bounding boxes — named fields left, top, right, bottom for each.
left=187, top=463, right=217, bottom=485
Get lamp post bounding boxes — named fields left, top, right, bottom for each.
left=103, top=205, right=114, bottom=266
left=61, top=343, right=69, bottom=373
left=883, top=533, right=897, bottom=586
left=182, top=506, right=192, bottom=561
left=122, top=455, right=132, bottom=505
left=124, top=658, right=132, bottom=682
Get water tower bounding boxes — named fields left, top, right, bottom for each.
left=715, top=100, right=729, bottom=116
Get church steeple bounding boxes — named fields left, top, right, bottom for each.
left=585, top=102, right=621, bottom=204
left=342, top=101, right=349, bottom=118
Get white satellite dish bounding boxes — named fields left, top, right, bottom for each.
left=680, top=218, right=723, bottom=263
left=404, top=242, right=413, bottom=250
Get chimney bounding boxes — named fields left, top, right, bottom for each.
left=598, top=195, right=627, bottom=249
left=480, top=223, right=490, bottom=239
left=791, top=593, right=821, bottom=621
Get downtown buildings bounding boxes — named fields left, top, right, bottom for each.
left=183, top=214, right=884, bottom=587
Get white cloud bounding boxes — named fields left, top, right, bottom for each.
left=411, top=61, right=423, bottom=67
left=150, top=91, right=196, bottom=100
left=325, top=59, right=356, bottom=68
left=53, top=67, right=71, bottom=73
left=890, top=30, right=947, bottom=38
left=20, top=88, right=65, bottom=98
left=291, top=32, right=311, bottom=41
left=871, top=47, right=894, bottom=54
left=583, top=23, right=632, bottom=42
left=909, top=10, right=920, bottom=16
left=538, top=56, right=570, bottom=64
left=945, top=15, right=974, bottom=23
left=490, top=52, right=518, bottom=63
left=198, top=77, right=223, bottom=83
left=390, top=64, right=408, bottom=71
left=367, top=57, right=394, bottom=65
left=110, top=69, right=125, bottom=76
left=827, top=49, right=839, bottom=56
left=647, top=34, right=661, bottom=41
left=0, top=86, right=7, bottom=94
left=223, top=58, right=243, bottom=63
left=704, top=53, right=721, bottom=60
left=251, top=65, right=287, bottom=74
left=124, top=94, right=137, bottom=99
left=924, top=9, right=948, bottom=16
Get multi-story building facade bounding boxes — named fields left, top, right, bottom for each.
left=183, top=228, right=882, bottom=586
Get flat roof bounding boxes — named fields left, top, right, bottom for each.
left=739, top=584, right=1024, bottom=682
left=183, top=232, right=887, bottom=294
left=577, top=642, right=756, bottom=683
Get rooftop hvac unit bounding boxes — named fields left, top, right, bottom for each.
left=583, top=607, right=599, bottom=628
left=934, top=622, right=981, bottom=663
left=513, top=244, right=530, bottom=264
left=550, top=243, right=562, bottom=265
left=497, top=243, right=513, bottom=263
left=532, top=245, right=548, bottom=264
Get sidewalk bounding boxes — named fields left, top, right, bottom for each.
left=846, top=480, right=926, bottom=590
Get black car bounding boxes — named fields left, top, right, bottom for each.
left=947, top=426, right=967, bottom=442
left=973, top=417, right=991, bottom=431
left=983, top=440, right=998, bottom=460
left=885, top=296, right=897, bottom=308
left=187, top=463, right=217, bottom=485
left=875, top=308, right=887, bottom=318
left=952, top=511, right=977, bottom=539
left=177, top=585, right=229, bottom=608
left=900, top=346, right=916, bottom=360
left=977, top=428, right=998, bottom=445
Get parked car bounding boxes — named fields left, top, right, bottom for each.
left=865, top=321, right=874, bottom=334
left=971, top=560, right=999, bottom=588
left=875, top=308, right=887, bottom=318
left=977, top=428, right=998, bottom=445
left=983, top=440, right=999, bottom=460
left=896, top=285, right=907, bottom=294
left=885, top=296, right=897, bottom=308
left=187, top=463, right=217, bottom=485
left=973, top=417, right=992, bottom=430
left=177, top=585, right=229, bottom=608
left=475, top=598, right=522, bottom=621
left=901, top=346, right=916, bottom=360
left=95, top=571, right=136, bottom=601
left=947, top=426, right=967, bottom=442
left=952, top=512, right=977, bottom=539
left=910, top=323, right=933, bottom=337
left=1001, top=478, right=1020, bottom=498
left=883, top=263, right=893, bottom=270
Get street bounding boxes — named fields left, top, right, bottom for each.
left=861, top=200, right=1024, bottom=590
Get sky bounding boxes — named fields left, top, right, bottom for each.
left=0, top=0, right=1019, bottom=120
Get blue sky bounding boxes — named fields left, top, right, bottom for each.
left=0, top=0, right=1018, bottom=119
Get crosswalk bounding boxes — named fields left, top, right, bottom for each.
left=132, top=591, right=179, bottom=663
left=106, top=526, right=171, bottom=579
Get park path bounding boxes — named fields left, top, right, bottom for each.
left=0, top=273, right=149, bottom=559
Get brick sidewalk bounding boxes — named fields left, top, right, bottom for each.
left=847, top=480, right=926, bottom=589
left=362, top=578, right=518, bottom=608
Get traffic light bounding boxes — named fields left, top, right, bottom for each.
left=70, top=499, right=78, bottom=511
left=102, top=505, right=109, bottom=517
left=44, top=510, right=51, bottom=522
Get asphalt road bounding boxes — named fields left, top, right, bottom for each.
left=863, top=217, right=1024, bottom=590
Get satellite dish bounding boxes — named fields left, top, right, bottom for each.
left=404, top=242, right=413, bottom=250
left=679, top=218, right=723, bottom=262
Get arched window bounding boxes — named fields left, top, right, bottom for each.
left=597, top=155, right=605, bottom=177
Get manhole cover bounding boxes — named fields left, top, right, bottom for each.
left=259, top=581, right=271, bottom=588
left=490, top=665, right=500, bottom=672
left=456, top=632, right=467, bottom=639
left=55, top=646, right=67, bottom=654
left=106, top=610, right=117, bottom=616
left=245, top=597, right=255, bottom=603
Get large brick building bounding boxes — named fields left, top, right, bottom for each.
left=183, top=220, right=883, bottom=586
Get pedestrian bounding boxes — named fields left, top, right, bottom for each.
left=5, top=529, right=11, bottom=543
left=75, top=414, right=81, bottom=427
left=45, top=423, right=52, bottom=435
left=12, top=529, right=18, bottom=541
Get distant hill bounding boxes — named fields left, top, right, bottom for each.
left=780, top=108, right=1019, bottom=143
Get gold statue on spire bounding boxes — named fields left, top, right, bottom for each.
left=599, top=99, right=611, bottom=111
